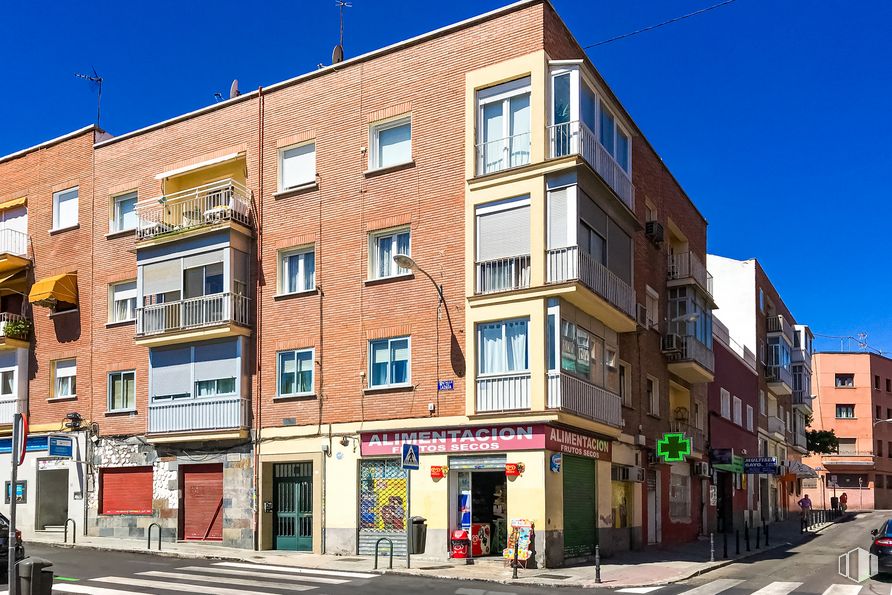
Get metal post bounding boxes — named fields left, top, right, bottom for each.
left=736, top=530, right=740, bottom=555
left=7, top=413, right=20, bottom=595
left=512, top=532, right=519, bottom=580
left=710, top=532, right=715, bottom=562
left=594, top=544, right=601, bottom=583
left=764, top=523, right=769, bottom=546
left=745, top=523, right=750, bottom=551
left=723, top=531, right=728, bottom=559
left=64, top=518, right=76, bottom=544
left=755, top=526, right=761, bottom=549
left=406, top=471, right=411, bottom=569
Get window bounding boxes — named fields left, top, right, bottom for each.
left=598, top=101, right=630, bottom=173
left=887, top=378, right=891, bottom=392
left=579, top=222, right=606, bottom=265
left=52, top=359, right=76, bottom=399
left=477, top=78, right=531, bottom=174
left=183, top=261, right=224, bottom=299
left=645, top=287, right=659, bottom=329
left=277, top=349, right=314, bottom=397
left=876, top=375, right=882, bottom=390
left=878, top=441, right=884, bottom=458
left=478, top=319, right=528, bottom=376
left=370, top=228, right=410, bottom=280
left=836, top=404, right=855, bottom=419
left=694, top=401, right=703, bottom=430
left=720, top=388, right=731, bottom=419
left=878, top=405, right=883, bottom=420
left=112, top=191, right=137, bottom=232
left=669, top=469, right=691, bottom=521
left=836, top=438, right=856, bottom=455
left=647, top=376, right=659, bottom=416
left=196, top=377, right=236, bottom=397
left=558, top=319, right=611, bottom=388
left=746, top=405, right=754, bottom=432
left=0, top=369, right=15, bottom=398
left=150, top=339, right=240, bottom=402
left=108, top=370, right=135, bottom=412
left=370, top=117, right=412, bottom=170
left=835, top=373, right=855, bottom=388
left=758, top=288, right=765, bottom=313
left=668, top=286, right=713, bottom=347
left=733, top=396, right=742, bottom=426
left=279, top=247, right=315, bottom=294
left=53, top=187, right=78, bottom=230
left=888, top=442, right=892, bottom=459
left=475, top=197, right=531, bottom=292
left=759, top=390, right=766, bottom=415
left=109, top=280, right=137, bottom=323
left=279, top=141, right=316, bottom=190
left=619, top=361, right=631, bottom=407
left=368, top=336, right=411, bottom=388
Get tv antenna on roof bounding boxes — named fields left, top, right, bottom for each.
left=75, top=67, right=104, bottom=129
left=332, top=0, right=352, bottom=64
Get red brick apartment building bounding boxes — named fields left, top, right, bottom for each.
left=0, top=0, right=770, bottom=566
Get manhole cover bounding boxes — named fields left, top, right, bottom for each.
left=336, top=558, right=364, bottom=562
left=537, top=574, right=571, bottom=580
left=420, top=565, right=454, bottom=570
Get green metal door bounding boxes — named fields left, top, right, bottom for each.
left=563, top=455, right=596, bottom=558
left=273, top=462, right=313, bottom=551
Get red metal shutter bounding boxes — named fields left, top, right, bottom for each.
left=182, top=463, right=224, bottom=541
left=100, top=467, right=153, bottom=515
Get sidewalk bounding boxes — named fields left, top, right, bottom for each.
left=26, top=514, right=853, bottom=590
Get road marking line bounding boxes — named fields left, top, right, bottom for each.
left=678, top=579, right=745, bottom=595
left=175, top=565, right=348, bottom=584
left=52, top=585, right=160, bottom=595
left=617, top=588, right=665, bottom=594
left=820, top=586, right=863, bottom=595
left=213, top=561, right=378, bottom=579
left=92, top=576, right=276, bottom=595
left=138, top=570, right=317, bottom=591
left=751, top=582, right=803, bottom=595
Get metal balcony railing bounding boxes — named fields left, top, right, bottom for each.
left=666, top=335, right=715, bottom=374
left=765, top=364, right=793, bottom=388
left=547, top=371, right=623, bottom=428
left=792, top=389, right=812, bottom=407
left=475, top=255, right=531, bottom=294
left=548, top=120, right=634, bottom=210
left=136, top=178, right=252, bottom=240
left=475, top=133, right=531, bottom=175
left=475, top=372, right=531, bottom=413
left=766, top=314, right=795, bottom=344
left=0, top=229, right=28, bottom=257
left=0, top=312, right=29, bottom=340
left=768, top=415, right=786, bottom=436
left=670, top=420, right=706, bottom=453
left=137, top=292, right=250, bottom=336
left=667, top=251, right=714, bottom=296
left=148, top=395, right=248, bottom=434
left=546, top=246, right=636, bottom=319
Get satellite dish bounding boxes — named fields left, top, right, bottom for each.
left=332, top=44, right=344, bottom=64
left=229, top=79, right=240, bottom=99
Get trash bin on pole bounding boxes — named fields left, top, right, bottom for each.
left=18, top=557, right=54, bottom=595
left=409, top=516, right=427, bottom=555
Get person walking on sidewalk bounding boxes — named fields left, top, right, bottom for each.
left=798, top=494, right=813, bottom=525
left=839, top=492, right=848, bottom=512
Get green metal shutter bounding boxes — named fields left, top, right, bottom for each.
left=563, top=455, right=596, bottom=558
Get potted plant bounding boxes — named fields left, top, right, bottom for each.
left=3, top=318, right=31, bottom=341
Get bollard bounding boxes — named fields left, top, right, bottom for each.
left=710, top=532, right=715, bottom=562
left=745, top=523, right=751, bottom=551
left=736, top=529, right=740, bottom=555
left=800, top=516, right=806, bottom=533
left=513, top=542, right=519, bottom=580
left=756, top=526, right=761, bottom=549
left=765, top=523, right=769, bottom=547
left=723, top=531, right=728, bottom=559
left=594, top=544, right=602, bottom=584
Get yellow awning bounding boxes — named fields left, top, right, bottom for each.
left=0, top=268, right=28, bottom=294
left=0, top=197, right=26, bottom=211
left=29, top=273, right=77, bottom=307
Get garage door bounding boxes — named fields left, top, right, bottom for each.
left=563, top=455, right=596, bottom=558
left=182, top=463, right=223, bottom=541
left=101, top=467, right=153, bottom=515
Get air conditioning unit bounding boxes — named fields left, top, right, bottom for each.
left=694, top=462, right=711, bottom=477
left=636, top=303, right=649, bottom=328
left=645, top=221, right=664, bottom=244
left=630, top=466, right=645, bottom=483
left=636, top=434, right=647, bottom=446
left=611, top=464, right=631, bottom=482
left=661, top=333, right=680, bottom=354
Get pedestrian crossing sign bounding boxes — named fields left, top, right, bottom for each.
left=401, top=443, right=420, bottom=470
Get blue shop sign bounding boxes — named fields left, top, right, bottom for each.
left=743, top=456, right=778, bottom=474
left=0, top=436, right=49, bottom=454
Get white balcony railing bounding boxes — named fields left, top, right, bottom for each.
left=476, top=372, right=531, bottom=413
left=548, top=120, right=634, bottom=210
left=670, top=420, right=706, bottom=453
left=546, top=246, right=636, bottom=319
left=766, top=314, right=795, bottom=345
left=0, top=312, right=28, bottom=339
left=137, top=292, right=250, bottom=336
left=668, top=251, right=713, bottom=296
left=547, top=371, right=623, bottom=428
left=792, top=389, right=812, bottom=408
left=136, top=178, right=252, bottom=240
left=667, top=335, right=715, bottom=374
left=0, top=398, right=17, bottom=425
left=475, top=255, right=531, bottom=294
left=475, top=133, right=531, bottom=175
left=768, top=415, right=786, bottom=436
left=766, top=364, right=793, bottom=388
left=0, top=229, right=28, bottom=257
left=148, top=395, right=248, bottom=434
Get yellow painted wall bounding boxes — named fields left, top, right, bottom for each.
left=164, top=159, right=247, bottom=195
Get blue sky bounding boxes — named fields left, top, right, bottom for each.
left=2, top=1, right=889, bottom=353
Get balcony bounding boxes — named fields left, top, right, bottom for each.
left=792, top=389, right=812, bottom=411
left=136, top=178, right=252, bottom=242
left=475, top=255, right=531, bottom=295
left=822, top=451, right=875, bottom=468
left=475, top=372, right=531, bottom=413
left=670, top=420, right=706, bottom=454
left=768, top=415, right=786, bottom=439
left=475, top=133, right=531, bottom=176
left=0, top=229, right=30, bottom=276
left=665, top=335, right=715, bottom=383
left=547, top=371, right=623, bottom=428
left=546, top=246, right=636, bottom=330
left=667, top=251, right=713, bottom=296
left=793, top=430, right=808, bottom=452
left=765, top=364, right=793, bottom=396
left=147, top=395, right=249, bottom=436
left=0, top=398, right=17, bottom=425
left=0, top=312, right=30, bottom=350
left=766, top=314, right=795, bottom=345
left=135, top=293, right=251, bottom=346
left=548, top=120, right=634, bottom=211
left=792, top=345, right=812, bottom=369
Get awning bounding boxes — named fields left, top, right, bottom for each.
left=787, top=461, right=818, bottom=478
left=154, top=153, right=240, bottom=180
left=0, top=197, right=26, bottom=211
left=29, top=273, right=77, bottom=308
left=0, top=268, right=28, bottom=294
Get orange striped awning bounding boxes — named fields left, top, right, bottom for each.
left=29, top=273, right=77, bottom=308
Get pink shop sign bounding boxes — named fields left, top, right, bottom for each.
left=360, top=424, right=546, bottom=456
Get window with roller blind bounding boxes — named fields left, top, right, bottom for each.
left=109, top=280, right=137, bottom=323
left=475, top=196, right=530, bottom=292
left=100, top=467, right=152, bottom=515
left=52, top=359, right=76, bottom=400
left=149, top=338, right=241, bottom=401
left=279, top=141, right=316, bottom=191
left=52, top=186, right=78, bottom=231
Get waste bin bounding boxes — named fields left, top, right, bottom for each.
left=450, top=529, right=470, bottom=559
left=831, top=496, right=839, bottom=511
left=409, top=516, right=427, bottom=554
left=18, top=556, right=54, bottom=595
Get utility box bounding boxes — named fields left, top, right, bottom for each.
left=18, top=557, right=54, bottom=595
left=409, top=516, right=427, bottom=554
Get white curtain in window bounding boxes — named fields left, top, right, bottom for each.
left=378, top=122, right=411, bottom=167
left=479, top=323, right=505, bottom=375
left=377, top=235, right=392, bottom=278
left=505, top=320, right=528, bottom=372
left=56, top=189, right=78, bottom=228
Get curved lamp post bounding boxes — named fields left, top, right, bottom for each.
left=393, top=254, right=444, bottom=303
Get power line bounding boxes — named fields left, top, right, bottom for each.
left=584, top=0, right=738, bottom=49
left=813, top=331, right=887, bottom=355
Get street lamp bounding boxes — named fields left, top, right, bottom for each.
left=393, top=254, right=444, bottom=303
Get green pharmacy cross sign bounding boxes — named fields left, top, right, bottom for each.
left=656, top=432, right=691, bottom=463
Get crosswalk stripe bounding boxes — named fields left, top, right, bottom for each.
left=213, top=561, right=378, bottom=579
left=678, top=579, right=745, bottom=595
left=176, top=565, right=349, bottom=584
left=617, top=588, right=665, bottom=594
left=52, top=585, right=157, bottom=595
left=138, top=570, right=317, bottom=591
left=751, top=582, right=803, bottom=595
left=92, top=576, right=276, bottom=595
left=821, top=586, right=862, bottom=595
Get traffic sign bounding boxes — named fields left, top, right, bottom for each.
left=401, top=443, right=420, bottom=470
left=48, top=435, right=74, bottom=458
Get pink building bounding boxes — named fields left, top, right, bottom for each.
left=805, top=352, right=892, bottom=510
